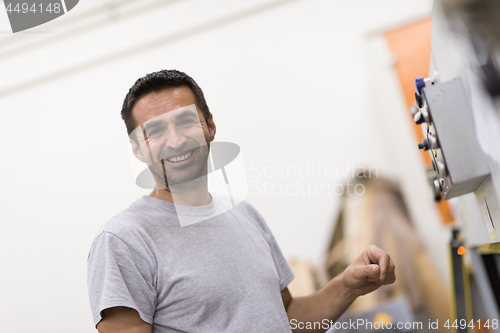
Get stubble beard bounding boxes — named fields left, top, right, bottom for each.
left=150, top=144, right=210, bottom=192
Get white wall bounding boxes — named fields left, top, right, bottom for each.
left=0, top=0, right=435, bottom=332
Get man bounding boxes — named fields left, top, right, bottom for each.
left=87, top=69, right=396, bottom=333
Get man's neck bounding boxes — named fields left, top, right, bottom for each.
left=149, top=177, right=211, bottom=206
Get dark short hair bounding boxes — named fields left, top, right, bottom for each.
left=121, top=69, right=211, bottom=136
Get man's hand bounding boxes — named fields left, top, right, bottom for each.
left=342, top=245, right=396, bottom=296
left=284, top=245, right=396, bottom=332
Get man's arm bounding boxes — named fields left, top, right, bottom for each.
left=96, top=307, right=152, bottom=333
left=283, top=245, right=396, bottom=333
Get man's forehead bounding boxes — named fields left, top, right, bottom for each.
left=133, top=87, right=197, bottom=118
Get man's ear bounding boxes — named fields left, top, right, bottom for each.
left=130, top=139, right=146, bottom=163
left=207, top=114, right=216, bottom=142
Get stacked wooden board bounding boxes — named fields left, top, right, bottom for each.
left=322, top=176, right=451, bottom=329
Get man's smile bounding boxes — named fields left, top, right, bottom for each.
left=166, top=150, right=193, bottom=163
left=162, top=147, right=200, bottom=167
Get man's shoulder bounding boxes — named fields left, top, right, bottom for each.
left=101, top=196, right=150, bottom=230
left=229, top=198, right=270, bottom=233
left=95, top=195, right=173, bottom=242
left=88, top=196, right=171, bottom=260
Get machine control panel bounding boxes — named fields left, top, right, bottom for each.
left=413, top=77, right=490, bottom=200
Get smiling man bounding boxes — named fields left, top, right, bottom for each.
left=86, top=69, right=396, bottom=333
left=130, top=100, right=212, bottom=206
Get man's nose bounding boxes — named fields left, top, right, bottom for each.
left=166, top=126, right=187, bottom=150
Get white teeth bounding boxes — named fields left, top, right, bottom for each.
left=167, top=151, right=192, bottom=162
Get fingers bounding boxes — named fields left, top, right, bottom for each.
left=385, top=259, right=396, bottom=284
left=359, top=263, right=396, bottom=285
left=367, top=265, right=396, bottom=285
left=366, top=245, right=393, bottom=281
left=366, top=264, right=380, bottom=279
left=366, top=264, right=380, bottom=283
left=345, top=246, right=397, bottom=292
left=389, top=258, right=396, bottom=274
left=351, top=264, right=380, bottom=282
left=387, top=273, right=396, bottom=284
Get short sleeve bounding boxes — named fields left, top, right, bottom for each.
left=241, top=202, right=295, bottom=291
left=263, top=223, right=295, bottom=291
left=87, top=231, right=157, bottom=327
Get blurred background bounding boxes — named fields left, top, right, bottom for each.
left=3, top=0, right=496, bottom=332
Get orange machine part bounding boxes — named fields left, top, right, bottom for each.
left=385, top=18, right=454, bottom=225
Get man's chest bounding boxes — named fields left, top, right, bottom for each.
left=152, top=220, right=281, bottom=320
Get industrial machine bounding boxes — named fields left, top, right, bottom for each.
left=412, top=0, right=500, bottom=331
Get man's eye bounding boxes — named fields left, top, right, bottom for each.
left=178, top=118, right=196, bottom=126
left=149, top=128, right=164, bottom=136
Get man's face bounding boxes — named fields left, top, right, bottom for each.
left=130, top=86, right=216, bottom=188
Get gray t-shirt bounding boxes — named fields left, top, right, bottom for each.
left=87, top=194, right=294, bottom=333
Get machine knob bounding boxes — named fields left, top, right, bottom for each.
left=409, top=103, right=419, bottom=116
left=414, top=111, right=425, bottom=124
left=418, top=138, right=431, bottom=151
left=415, top=77, right=426, bottom=95
left=433, top=179, right=442, bottom=201
left=429, top=134, right=439, bottom=149
left=415, top=92, right=423, bottom=108
left=415, top=76, right=436, bottom=107
left=421, top=108, right=431, bottom=124
left=437, top=161, right=447, bottom=176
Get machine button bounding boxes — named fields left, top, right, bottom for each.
left=418, top=138, right=431, bottom=151
left=414, top=111, right=425, bottom=124
left=433, top=179, right=442, bottom=201
left=437, top=161, right=447, bottom=176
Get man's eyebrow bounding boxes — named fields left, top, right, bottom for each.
left=175, top=109, right=199, bottom=120
left=143, top=119, right=164, bottom=131
left=143, top=109, right=198, bottom=131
